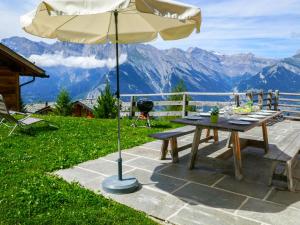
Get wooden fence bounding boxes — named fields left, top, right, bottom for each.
left=278, top=92, right=300, bottom=120
left=119, top=90, right=299, bottom=118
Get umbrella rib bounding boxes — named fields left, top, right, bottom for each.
left=55, top=15, right=79, bottom=32
left=106, top=11, right=113, bottom=39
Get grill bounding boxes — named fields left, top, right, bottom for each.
left=132, top=99, right=154, bottom=128
left=137, top=99, right=154, bottom=114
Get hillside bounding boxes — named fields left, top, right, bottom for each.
left=238, top=53, right=300, bottom=92
left=0, top=36, right=288, bottom=102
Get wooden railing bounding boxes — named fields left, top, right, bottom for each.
left=278, top=92, right=300, bottom=120
left=119, top=90, right=294, bottom=118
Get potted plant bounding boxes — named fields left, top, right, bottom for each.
left=210, top=106, right=219, bottom=123
left=246, top=100, right=253, bottom=112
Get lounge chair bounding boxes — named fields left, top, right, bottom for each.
left=0, top=94, right=56, bottom=136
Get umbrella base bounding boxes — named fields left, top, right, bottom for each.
left=102, top=175, right=139, bottom=194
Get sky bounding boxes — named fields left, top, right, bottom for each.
left=1, top=0, right=300, bottom=58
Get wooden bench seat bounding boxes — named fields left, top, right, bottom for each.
left=264, top=132, right=300, bottom=191
left=149, top=128, right=218, bottom=163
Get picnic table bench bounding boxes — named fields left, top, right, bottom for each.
left=172, top=111, right=283, bottom=181
left=265, top=132, right=300, bottom=192
left=149, top=128, right=218, bottom=163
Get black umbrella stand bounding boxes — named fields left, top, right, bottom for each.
left=102, top=10, right=139, bottom=194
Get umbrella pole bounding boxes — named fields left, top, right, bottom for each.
left=114, top=10, right=122, bottom=181
left=102, top=10, right=139, bottom=194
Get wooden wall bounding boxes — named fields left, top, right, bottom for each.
left=0, top=67, right=20, bottom=111
left=72, top=104, right=94, bottom=118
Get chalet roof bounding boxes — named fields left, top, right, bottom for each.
left=25, top=102, right=55, bottom=113
left=0, top=43, right=48, bottom=78
left=73, top=99, right=97, bottom=111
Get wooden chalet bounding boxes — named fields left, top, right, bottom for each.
left=0, top=43, right=48, bottom=111
left=72, top=100, right=95, bottom=118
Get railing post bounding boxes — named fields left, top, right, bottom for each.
left=274, top=90, right=279, bottom=111
left=258, top=90, right=263, bottom=109
left=267, top=90, right=273, bottom=110
left=234, top=93, right=240, bottom=107
left=246, top=90, right=253, bottom=102
left=129, top=96, right=136, bottom=118
left=182, top=93, right=188, bottom=117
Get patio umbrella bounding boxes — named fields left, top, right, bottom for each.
left=21, top=0, right=201, bottom=194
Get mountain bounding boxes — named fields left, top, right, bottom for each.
left=237, top=53, right=300, bottom=92
left=187, top=48, right=277, bottom=78
left=1, top=36, right=277, bottom=102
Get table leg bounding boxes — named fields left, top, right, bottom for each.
left=170, top=137, right=179, bottom=163
left=160, top=140, right=169, bottom=160
left=189, top=126, right=202, bottom=169
left=232, top=131, right=243, bottom=180
left=213, top=128, right=219, bottom=143
left=226, top=132, right=233, bottom=148
left=205, top=129, right=210, bottom=142
left=262, top=122, right=269, bottom=153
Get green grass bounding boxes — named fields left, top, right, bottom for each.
left=0, top=116, right=181, bottom=224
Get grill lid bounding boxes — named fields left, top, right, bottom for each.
left=137, top=99, right=154, bottom=113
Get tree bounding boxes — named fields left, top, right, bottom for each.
left=93, top=81, right=118, bottom=119
left=167, top=80, right=195, bottom=111
left=54, top=89, right=73, bottom=116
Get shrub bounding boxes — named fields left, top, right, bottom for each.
left=166, top=80, right=195, bottom=112
left=54, top=89, right=73, bottom=116
left=93, top=81, right=118, bottom=119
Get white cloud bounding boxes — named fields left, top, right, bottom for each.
left=202, top=0, right=300, bottom=17
left=2, top=0, right=300, bottom=58
left=28, top=53, right=127, bottom=69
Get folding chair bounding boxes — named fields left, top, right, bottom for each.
left=0, top=94, right=56, bottom=136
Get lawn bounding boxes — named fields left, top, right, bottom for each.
left=0, top=115, right=181, bottom=224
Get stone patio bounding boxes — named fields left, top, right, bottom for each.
left=55, top=119, right=300, bottom=225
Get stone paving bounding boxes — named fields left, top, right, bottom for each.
left=55, top=119, right=300, bottom=225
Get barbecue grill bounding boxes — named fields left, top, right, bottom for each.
left=132, top=99, right=154, bottom=127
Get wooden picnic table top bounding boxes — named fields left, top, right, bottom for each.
left=172, top=111, right=282, bottom=132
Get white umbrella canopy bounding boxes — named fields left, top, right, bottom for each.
left=21, top=0, right=201, bottom=194
left=21, top=0, right=201, bottom=44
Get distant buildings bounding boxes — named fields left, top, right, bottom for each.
left=25, top=99, right=97, bottom=118
left=25, top=102, right=55, bottom=115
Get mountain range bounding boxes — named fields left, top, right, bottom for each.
left=1, top=36, right=299, bottom=102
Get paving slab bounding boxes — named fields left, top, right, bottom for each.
left=124, top=168, right=187, bottom=193
left=81, top=174, right=106, bottom=193
left=215, top=176, right=271, bottom=199
left=101, top=152, right=138, bottom=162
left=158, top=163, right=225, bottom=186
left=140, top=140, right=163, bottom=150
left=54, top=166, right=104, bottom=184
left=227, top=151, right=273, bottom=185
left=238, top=198, right=300, bottom=225
left=78, top=158, right=134, bottom=176
left=126, top=146, right=164, bottom=160
left=108, top=186, right=186, bottom=220
left=267, top=188, right=300, bottom=210
left=173, top=182, right=246, bottom=212
left=124, top=157, right=170, bottom=172
left=169, top=203, right=260, bottom=225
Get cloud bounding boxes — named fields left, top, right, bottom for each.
left=151, top=0, right=300, bottom=57
left=197, top=0, right=300, bottom=17
left=2, top=0, right=300, bottom=58
left=28, top=53, right=127, bottom=69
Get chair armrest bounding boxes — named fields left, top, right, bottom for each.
left=9, top=110, right=28, bottom=116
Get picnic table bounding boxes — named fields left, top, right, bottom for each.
left=172, top=111, right=282, bottom=180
